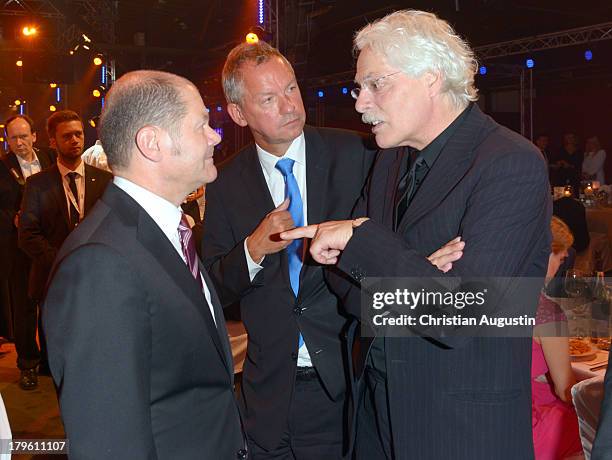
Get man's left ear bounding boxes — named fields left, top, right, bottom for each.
left=425, top=72, right=442, bottom=96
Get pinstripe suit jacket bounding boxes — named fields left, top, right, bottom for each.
left=332, top=104, right=551, bottom=459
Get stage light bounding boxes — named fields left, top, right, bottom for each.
left=69, top=50, right=74, bottom=55
left=479, top=66, right=487, bottom=75
left=56, top=87, right=61, bottom=102
left=342, top=87, right=348, bottom=95
left=14, top=100, right=21, bottom=106
left=258, top=0, right=264, bottom=25
left=82, top=34, right=91, bottom=43
left=216, top=105, right=222, bottom=112
left=16, top=60, right=23, bottom=67
left=82, top=44, right=90, bottom=50
left=49, top=105, right=57, bottom=112
left=93, top=56, right=103, bottom=66
left=49, top=83, right=57, bottom=88
left=0, top=137, right=3, bottom=143
left=89, top=119, right=96, bottom=128
left=246, top=32, right=259, bottom=44
left=92, top=89, right=101, bottom=98
left=585, top=50, right=593, bottom=61
left=526, top=58, right=535, bottom=68
left=22, top=26, right=37, bottom=37
left=317, top=90, right=324, bottom=98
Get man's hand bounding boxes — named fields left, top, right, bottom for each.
left=281, top=218, right=368, bottom=265
left=427, top=237, right=464, bottom=273
left=246, top=199, right=294, bottom=263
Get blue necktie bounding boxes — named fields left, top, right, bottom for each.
left=275, top=158, right=304, bottom=348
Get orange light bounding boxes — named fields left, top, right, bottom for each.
left=0, top=137, right=4, bottom=143
left=14, top=100, right=21, bottom=106
left=89, top=119, right=96, bottom=128
left=69, top=50, right=74, bottom=55
left=49, top=83, right=57, bottom=88
left=16, top=60, right=23, bottom=67
left=245, top=32, right=259, bottom=44
left=22, top=26, right=37, bottom=36
left=49, top=105, right=57, bottom=112
left=92, top=89, right=101, bottom=98
left=93, top=56, right=103, bottom=66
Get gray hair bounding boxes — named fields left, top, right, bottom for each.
left=354, top=10, right=478, bottom=109
left=99, top=70, right=189, bottom=170
left=222, top=41, right=294, bottom=104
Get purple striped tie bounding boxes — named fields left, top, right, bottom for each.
left=178, top=214, right=203, bottom=290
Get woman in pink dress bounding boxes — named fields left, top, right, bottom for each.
left=532, top=216, right=583, bottom=459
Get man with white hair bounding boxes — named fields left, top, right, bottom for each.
left=282, top=10, right=551, bottom=459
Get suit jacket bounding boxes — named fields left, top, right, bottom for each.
left=201, top=126, right=376, bottom=450
left=43, top=183, right=247, bottom=460
left=0, top=149, right=53, bottom=279
left=330, top=104, right=551, bottom=460
left=592, top=351, right=612, bottom=459
left=18, top=162, right=112, bottom=300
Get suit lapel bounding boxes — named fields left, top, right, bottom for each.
left=135, top=204, right=231, bottom=371
left=49, top=165, right=71, bottom=227
left=200, top=264, right=234, bottom=377
left=397, top=105, right=489, bottom=234
left=6, top=153, right=23, bottom=181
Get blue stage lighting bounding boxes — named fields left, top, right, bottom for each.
left=258, top=0, right=264, bottom=25
left=479, top=66, right=487, bottom=75
left=526, top=58, right=535, bottom=68
left=317, top=90, right=324, bottom=98
left=585, top=50, right=593, bottom=61
left=342, top=87, right=348, bottom=95
left=216, top=105, right=222, bottom=112
left=56, top=87, right=61, bottom=102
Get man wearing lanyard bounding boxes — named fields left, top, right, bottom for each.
left=18, top=110, right=111, bottom=386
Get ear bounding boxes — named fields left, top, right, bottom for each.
left=135, top=125, right=164, bottom=163
left=49, top=137, right=57, bottom=149
left=227, top=103, right=248, bottom=128
left=32, top=132, right=37, bottom=144
left=424, top=71, right=442, bottom=97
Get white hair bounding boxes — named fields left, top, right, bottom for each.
left=354, top=10, right=478, bottom=109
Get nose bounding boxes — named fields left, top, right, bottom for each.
left=354, top=90, right=371, bottom=114
left=207, top=126, right=221, bottom=147
left=279, top=95, right=296, bottom=114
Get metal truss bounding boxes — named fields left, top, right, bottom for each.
left=0, top=0, right=63, bottom=19
left=475, top=21, right=612, bottom=59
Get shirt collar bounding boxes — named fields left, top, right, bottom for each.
left=255, top=132, right=306, bottom=177
left=57, top=159, right=85, bottom=178
left=112, top=176, right=183, bottom=241
left=416, top=103, right=472, bottom=169
left=15, top=152, right=41, bottom=169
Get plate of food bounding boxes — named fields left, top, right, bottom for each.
left=591, top=338, right=611, bottom=351
left=569, top=338, right=597, bottom=360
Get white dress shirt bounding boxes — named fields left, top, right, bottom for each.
left=243, top=133, right=312, bottom=366
left=15, top=153, right=42, bottom=179
left=57, top=160, right=86, bottom=221
left=113, top=176, right=216, bottom=325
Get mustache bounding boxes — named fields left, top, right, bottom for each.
left=361, top=113, right=380, bottom=124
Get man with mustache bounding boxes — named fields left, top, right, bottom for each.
left=18, top=110, right=112, bottom=381
left=201, top=41, right=377, bottom=459
left=282, top=10, right=551, bottom=460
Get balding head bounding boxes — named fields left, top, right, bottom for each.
left=99, top=70, right=194, bottom=171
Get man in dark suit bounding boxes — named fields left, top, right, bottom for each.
left=201, top=42, right=375, bottom=458
left=282, top=10, right=551, bottom=460
left=43, top=70, right=246, bottom=459
left=18, top=110, right=111, bottom=388
left=0, top=115, right=54, bottom=390
left=593, top=354, right=612, bottom=459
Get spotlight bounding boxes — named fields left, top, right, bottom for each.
left=93, top=56, right=103, bottom=66
left=585, top=50, right=593, bottom=61
left=16, top=60, right=23, bottom=67
left=479, top=66, right=487, bottom=75
left=526, top=58, right=535, bottom=68
left=92, top=89, right=101, bottom=98
left=22, top=26, right=37, bottom=36
left=49, top=83, right=57, bottom=88
left=14, top=100, right=21, bottom=106
left=216, top=105, right=222, bottom=112
left=89, top=119, right=96, bottom=128
left=317, top=90, right=324, bottom=98
left=82, top=34, right=92, bottom=43
left=342, top=87, right=348, bottom=95
left=49, top=105, right=57, bottom=112
left=82, top=44, right=90, bottom=50
left=246, top=32, right=259, bottom=44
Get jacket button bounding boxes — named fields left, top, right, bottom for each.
left=291, top=352, right=298, bottom=360
left=236, top=448, right=248, bottom=459
left=293, top=306, right=302, bottom=315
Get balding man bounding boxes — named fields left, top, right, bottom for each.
left=43, top=71, right=247, bottom=459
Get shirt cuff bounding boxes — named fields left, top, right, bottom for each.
left=244, top=238, right=264, bottom=282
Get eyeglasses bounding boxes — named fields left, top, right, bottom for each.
left=351, top=71, right=402, bottom=100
